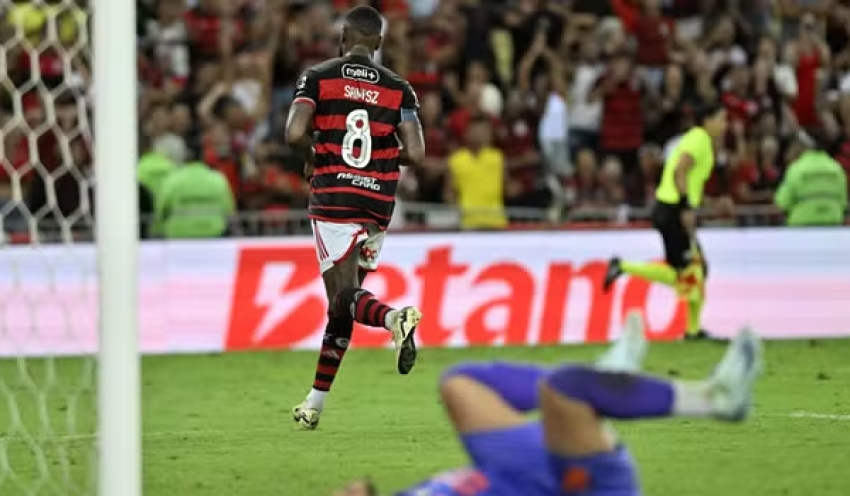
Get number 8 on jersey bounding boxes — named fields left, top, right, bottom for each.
left=342, top=109, right=372, bottom=169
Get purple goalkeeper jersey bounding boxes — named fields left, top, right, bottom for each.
left=395, top=467, right=548, bottom=496
left=395, top=422, right=640, bottom=496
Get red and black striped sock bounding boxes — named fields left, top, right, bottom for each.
left=312, top=315, right=354, bottom=392
left=337, top=288, right=394, bottom=329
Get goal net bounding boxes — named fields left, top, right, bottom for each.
left=0, top=1, right=99, bottom=494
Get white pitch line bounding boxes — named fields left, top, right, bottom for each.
left=785, top=411, right=850, bottom=421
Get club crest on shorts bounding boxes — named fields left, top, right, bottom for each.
left=360, top=245, right=378, bottom=262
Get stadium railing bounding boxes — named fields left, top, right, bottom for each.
left=3, top=202, right=843, bottom=245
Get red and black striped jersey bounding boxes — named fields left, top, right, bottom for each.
left=293, top=54, right=419, bottom=229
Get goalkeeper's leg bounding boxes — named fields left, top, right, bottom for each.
left=436, top=313, right=649, bottom=477
left=542, top=325, right=762, bottom=436
left=439, top=320, right=762, bottom=493
left=540, top=327, right=762, bottom=495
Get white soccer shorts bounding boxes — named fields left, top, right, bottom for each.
left=311, top=220, right=386, bottom=274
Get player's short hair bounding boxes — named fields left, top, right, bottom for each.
left=694, top=102, right=724, bottom=125
left=344, top=6, right=383, bottom=38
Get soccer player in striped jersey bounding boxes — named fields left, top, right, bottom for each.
left=286, top=5, right=426, bottom=430
left=330, top=313, right=763, bottom=496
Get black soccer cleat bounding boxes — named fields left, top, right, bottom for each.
left=603, top=257, right=622, bottom=293
left=391, top=307, right=421, bottom=375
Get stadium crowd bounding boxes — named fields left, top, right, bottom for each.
left=1, top=0, right=849, bottom=239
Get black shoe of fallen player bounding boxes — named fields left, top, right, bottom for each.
left=684, top=329, right=729, bottom=342
left=603, top=257, right=622, bottom=293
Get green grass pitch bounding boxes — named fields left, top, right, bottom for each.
left=1, top=339, right=849, bottom=495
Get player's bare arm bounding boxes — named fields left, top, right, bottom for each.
left=397, top=113, right=425, bottom=166
left=285, top=101, right=317, bottom=177
left=397, top=79, right=425, bottom=166
left=674, top=153, right=697, bottom=234
left=673, top=152, right=695, bottom=199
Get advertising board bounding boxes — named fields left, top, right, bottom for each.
left=1, top=228, right=848, bottom=356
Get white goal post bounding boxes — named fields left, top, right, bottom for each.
left=93, top=0, right=141, bottom=494
left=0, top=0, right=140, bottom=494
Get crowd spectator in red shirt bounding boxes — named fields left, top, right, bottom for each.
left=3, top=94, right=42, bottom=201
left=632, top=0, right=677, bottom=90
left=518, top=29, right=568, bottom=181
left=732, top=135, right=782, bottom=205
left=202, top=121, right=246, bottom=205
left=141, top=0, right=191, bottom=101
left=381, top=10, right=411, bottom=76
left=611, top=0, right=641, bottom=33
left=406, top=27, right=444, bottom=96
left=750, top=58, right=786, bottom=128
left=9, top=93, right=62, bottom=178
left=15, top=46, right=66, bottom=90
left=8, top=0, right=850, bottom=241
left=703, top=16, right=744, bottom=74
left=665, top=0, right=705, bottom=42
left=445, top=61, right=496, bottom=141
left=568, top=36, right=603, bottom=155
left=681, top=47, right=719, bottom=112
left=650, top=63, right=687, bottom=143
left=722, top=61, right=759, bottom=132
left=627, top=144, right=664, bottom=206
left=27, top=94, right=91, bottom=223
left=790, top=13, right=831, bottom=131
left=499, top=90, right=548, bottom=210
left=247, top=138, right=309, bottom=216
left=778, top=0, right=833, bottom=42
left=569, top=149, right=604, bottom=208
left=592, top=49, right=645, bottom=177
left=598, top=156, right=627, bottom=206
left=185, top=0, right=246, bottom=61
left=424, top=1, right=463, bottom=68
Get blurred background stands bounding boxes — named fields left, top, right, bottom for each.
left=1, top=0, right=849, bottom=242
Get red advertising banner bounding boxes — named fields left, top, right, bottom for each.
left=225, top=244, right=690, bottom=350
left=1, top=228, right=848, bottom=357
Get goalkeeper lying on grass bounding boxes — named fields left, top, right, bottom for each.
left=333, top=312, right=763, bottom=496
